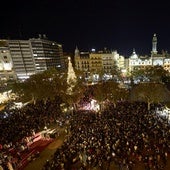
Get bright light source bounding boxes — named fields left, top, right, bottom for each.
left=81, top=99, right=100, bottom=111
left=156, top=107, right=170, bottom=123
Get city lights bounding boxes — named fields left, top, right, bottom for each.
left=157, top=107, right=170, bottom=123
left=81, top=99, right=100, bottom=111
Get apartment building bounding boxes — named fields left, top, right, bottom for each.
left=0, top=35, right=65, bottom=80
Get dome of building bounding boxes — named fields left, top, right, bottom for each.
left=130, top=49, right=138, bottom=59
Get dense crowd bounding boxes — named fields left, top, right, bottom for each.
left=0, top=100, right=63, bottom=170
left=1, top=96, right=170, bottom=170
left=43, top=102, right=170, bottom=170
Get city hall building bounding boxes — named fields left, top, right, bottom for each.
left=74, top=34, right=170, bottom=81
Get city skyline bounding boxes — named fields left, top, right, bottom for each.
left=1, top=0, right=170, bottom=56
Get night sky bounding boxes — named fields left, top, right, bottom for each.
left=1, top=0, right=170, bottom=56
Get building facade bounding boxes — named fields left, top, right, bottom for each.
left=1, top=33, right=169, bottom=81
left=74, top=34, right=170, bottom=81
left=128, top=49, right=152, bottom=73
left=30, top=34, right=65, bottom=73
left=0, top=35, right=65, bottom=80
left=128, top=34, right=170, bottom=73
left=0, top=43, right=16, bottom=80
left=74, top=47, right=125, bottom=81
left=8, top=40, right=36, bottom=79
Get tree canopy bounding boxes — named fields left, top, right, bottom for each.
left=131, top=66, right=170, bottom=83
left=12, top=68, right=68, bottom=104
left=130, top=82, right=170, bottom=110
left=92, top=81, right=127, bottom=109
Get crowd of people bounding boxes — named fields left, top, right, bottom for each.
left=43, top=101, right=170, bottom=170
left=0, top=99, right=64, bottom=170
left=1, top=93, right=170, bottom=170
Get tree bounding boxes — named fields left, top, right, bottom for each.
left=93, top=81, right=126, bottom=110
left=131, top=66, right=169, bottom=83
left=92, top=82, right=107, bottom=111
left=12, top=78, right=35, bottom=103
left=130, top=82, right=170, bottom=110
left=12, top=68, right=68, bottom=104
left=98, top=68, right=105, bottom=81
left=74, top=68, right=85, bottom=81
left=105, top=81, right=128, bottom=107
left=62, top=77, right=86, bottom=112
left=49, top=69, right=68, bottom=101
left=131, top=68, right=147, bottom=82
left=110, top=65, right=122, bottom=82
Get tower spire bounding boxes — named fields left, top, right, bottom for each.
left=75, top=46, right=79, bottom=53
left=152, top=33, right=157, bottom=54
left=75, top=45, right=80, bottom=57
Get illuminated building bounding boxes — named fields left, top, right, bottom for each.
left=151, top=33, right=158, bottom=55
left=8, top=40, right=36, bottom=79
left=128, top=34, right=170, bottom=73
left=0, top=41, right=16, bottom=80
left=75, top=34, right=170, bottom=80
left=0, top=35, right=65, bottom=80
left=75, top=47, right=90, bottom=71
left=30, top=34, right=65, bottom=73
left=128, top=49, right=152, bottom=73
left=74, top=47, right=125, bottom=81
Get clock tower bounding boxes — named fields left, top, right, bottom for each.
left=151, top=33, right=165, bottom=66
left=151, top=34, right=158, bottom=55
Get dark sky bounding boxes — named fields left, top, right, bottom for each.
left=1, top=0, right=170, bottom=56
